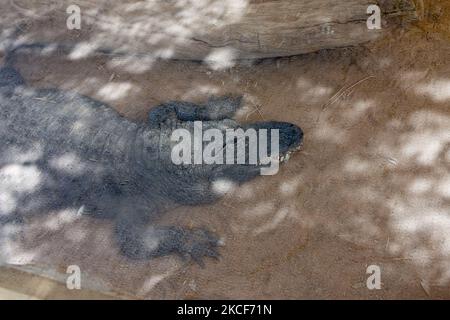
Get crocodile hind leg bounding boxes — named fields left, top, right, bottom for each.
left=114, top=202, right=220, bottom=266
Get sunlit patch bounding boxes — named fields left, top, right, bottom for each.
left=344, top=99, right=375, bottom=121
left=0, top=224, right=36, bottom=265
left=43, top=209, right=81, bottom=231
left=69, top=42, right=99, bottom=60
left=388, top=194, right=450, bottom=274
left=296, top=78, right=311, bottom=89
left=70, top=120, right=87, bottom=134
left=138, top=274, right=169, bottom=295
left=154, top=48, right=174, bottom=60
left=394, top=209, right=450, bottom=236
left=254, top=207, right=291, bottom=235
left=386, top=242, right=402, bottom=255
left=212, top=179, right=236, bottom=195
left=416, top=79, right=450, bottom=102
left=313, top=122, right=347, bottom=143
left=0, top=242, right=37, bottom=265
left=181, top=85, right=220, bottom=100
left=304, top=86, right=334, bottom=102
left=0, top=193, right=16, bottom=216
left=143, top=227, right=160, bottom=252
left=437, top=176, right=450, bottom=198
left=344, top=156, right=371, bottom=174
left=232, top=184, right=254, bottom=200
left=68, top=77, right=100, bottom=93
left=345, top=185, right=381, bottom=203
left=98, top=82, right=134, bottom=101
left=39, top=43, right=60, bottom=56
left=297, top=77, right=333, bottom=104
left=398, top=70, right=428, bottom=84
left=377, top=57, right=392, bottom=68
left=107, top=56, right=156, bottom=74
left=408, top=178, right=432, bottom=194
left=234, top=94, right=261, bottom=120
left=0, top=164, right=42, bottom=193
left=49, top=153, right=85, bottom=175
left=242, top=201, right=275, bottom=218
left=64, top=227, right=88, bottom=243
left=0, top=164, right=42, bottom=215
left=279, top=178, right=301, bottom=196
left=3, top=144, right=43, bottom=164
left=235, top=104, right=253, bottom=120
left=399, top=110, right=450, bottom=166
left=204, top=48, right=237, bottom=71
left=348, top=215, right=381, bottom=239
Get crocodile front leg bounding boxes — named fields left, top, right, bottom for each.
left=148, top=95, right=243, bottom=126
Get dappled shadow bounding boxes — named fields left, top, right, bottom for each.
left=0, top=49, right=303, bottom=297
left=0, top=0, right=418, bottom=69
left=0, top=0, right=251, bottom=72
left=0, top=1, right=449, bottom=299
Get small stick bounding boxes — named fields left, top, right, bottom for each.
left=321, top=75, right=375, bottom=110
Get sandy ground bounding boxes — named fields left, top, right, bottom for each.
left=1, top=2, right=450, bottom=299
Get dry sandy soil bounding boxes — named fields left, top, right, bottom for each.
left=1, top=1, right=450, bottom=299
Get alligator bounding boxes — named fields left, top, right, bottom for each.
left=0, top=53, right=303, bottom=266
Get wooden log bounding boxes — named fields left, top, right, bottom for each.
left=1, top=0, right=417, bottom=61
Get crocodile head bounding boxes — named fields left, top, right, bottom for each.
left=146, top=96, right=303, bottom=205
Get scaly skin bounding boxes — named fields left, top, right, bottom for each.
left=0, top=64, right=303, bottom=265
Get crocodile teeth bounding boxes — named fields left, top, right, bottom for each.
left=280, top=142, right=303, bottom=163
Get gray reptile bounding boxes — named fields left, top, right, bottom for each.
left=0, top=50, right=303, bottom=265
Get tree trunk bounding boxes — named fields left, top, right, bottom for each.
left=1, top=0, right=417, bottom=60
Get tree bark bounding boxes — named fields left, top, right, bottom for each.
left=1, top=0, right=417, bottom=60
